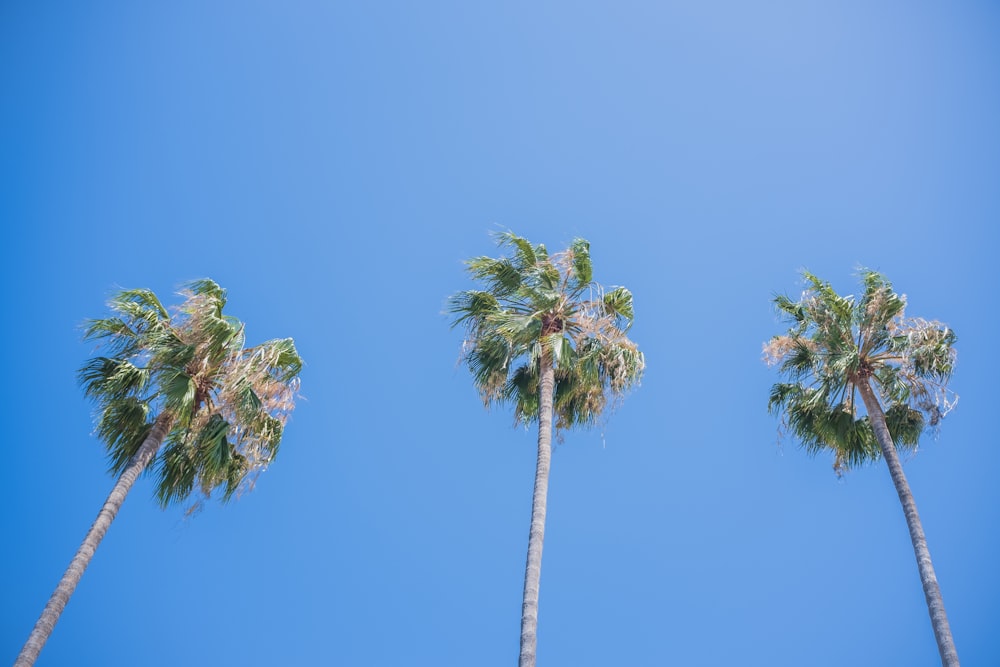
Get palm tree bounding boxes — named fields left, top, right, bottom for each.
left=449, top=232, right=644, bottom=667
left=764, top=270, right=959, bottom=667
left=16, top=279, right=302, bottom=667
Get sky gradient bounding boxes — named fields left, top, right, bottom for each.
left=2, top=2, right=998, bottom=665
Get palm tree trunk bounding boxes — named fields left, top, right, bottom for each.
left=519, top=349, right=555, bottom=667
left=856, top=380, right=959, bottom=667
left=15, top=413, right=174, bottom=667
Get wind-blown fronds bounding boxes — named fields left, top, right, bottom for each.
left=449, top=231, right=644, bottom=429
left=80, top=279, right=303, bottom=508
left=764, top=270, right=957, bottom=472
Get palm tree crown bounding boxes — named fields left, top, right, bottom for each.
left=449, top=231, right=644, bottom=428
left=79, top=278, right=303, bottom=507
left=765, top=270, right=957, bottom=472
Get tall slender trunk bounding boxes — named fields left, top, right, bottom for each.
left=519, top=349, right=555, bottom=667
left=856, top=379, right=959, bottom=667
left=15, top=414, right=174, bottom=667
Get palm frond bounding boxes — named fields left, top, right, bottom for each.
left=448, top=290, right=503, bottom=330
left=160, top=371, right=198, bottom=425
left=109, top=288, right=169, bottom=323
left=155, top=433, right=198, bottom=508
left=466, top=256, right=524, bottom=298
left=467, top=333, right=517, bottom=406
left=773, top=293, right=805, bottom=324
left=495, top=312, right=543, bottom=345
left=222, top=453, right=250, bottom=501
left=494, top=230, right=538, bottom=270
left=96, top=397, right=152, bottom=476
left=602, top=287, right=634, bottom=331
left=254, top=338, right=303, bottom=382
left=184, top=278, right=227, bottom=303
left=568, top=238, right=593, bottom=288
left=79, top=357, right=150, bottom=402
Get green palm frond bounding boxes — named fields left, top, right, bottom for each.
left=255, top=338, right=304, bottom=382
left=772, top=293, right=805, bottom=324
left=96, top=397, right=152, bottom=476
left=601, top=287, right=635, bottom=331
left=117, top=287, right=168, bottom=317
left=538, top=262, right=561, bottom=292
left=884, top=404, right=924, bottom=447
left=466, top=257, right=524, bottom=299
left=79, top=357, right=151, bottom=403
left=82, top=318, right=145, bottom=358
left=495, top=312, right=543, bottom=344
left=175, top=413, right=243, bottom=501
left=234, top=381, right=263, bottom=423
left=161, top=371, right=198, bottom=425
left=467, top=332, right=516, bottom=406
left=184, top=278, right=228, bottom=305
left=195, top=414, right=232, bottom=471
left=109, top=289, right=169, bottom=326
left=254, top=414, right=285, bottom=454
left=447, top=290, right=503, bottom=329
left=568, top=238, right=593, bottom=288
left=547, top=333, right=574, bottom=367
left=155, top=433, right=198, bottom=507
left=765, top=270, right=957, bottom=472
left=222, top=452, right=250, bottom=501
left=494, top=230, right=538, bottom=267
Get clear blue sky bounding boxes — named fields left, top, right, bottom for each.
left=2, top=2, right=998, bottom=665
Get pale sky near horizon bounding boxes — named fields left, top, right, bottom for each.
left=2, top=2, right=999, bottom=665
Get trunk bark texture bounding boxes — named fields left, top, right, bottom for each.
left=518, top=350, right=555, bottom=667
left=856, top=379, right=959, bottom=667
left=15, top=413, right=174, bottom=667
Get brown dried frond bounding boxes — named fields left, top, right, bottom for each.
left=890, top=316, right=951, bottom=345
left=864, top=287, right=891, bottom=322
left=832, top=452, right=848, bottom=478
left=762, top=336, right=796, bottom=367
left=576, top=312, right=623, bottom=345
left=603, top=340, right=644, bottom=393
left=898, top=372, right=959, bottom=426
left=206, top=347, right=302, bottom=473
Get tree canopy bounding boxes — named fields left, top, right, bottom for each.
left=764, top=270, right=957, bottom=472
left=449, top=231, right=644, bottom=430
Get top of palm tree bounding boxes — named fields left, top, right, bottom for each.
left=449, top=231, right=644, bottom=430
left=764, top=270, right=957, bottom=472
left=79, top=279, right=303, bottom=508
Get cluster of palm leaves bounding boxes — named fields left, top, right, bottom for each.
left=450, top=231, right=644, bottom=430
left=765, top=271, right=957, bottom=472
left=80, top=279, right=302, bottom=507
